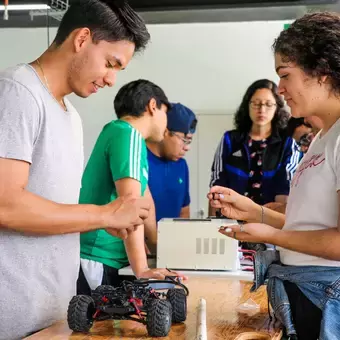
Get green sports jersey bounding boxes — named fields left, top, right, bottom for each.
left=79, top=120, right=148, bottom=269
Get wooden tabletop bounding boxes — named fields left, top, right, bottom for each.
left=25, top=277, right=282, bottom=340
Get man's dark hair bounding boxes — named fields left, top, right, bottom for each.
left=286, top=117, right=311, bottom=137
left=54, top=0, right=150, bottom=52
left=273, top=12, right=340, bottom=95
left=234, top=79, right=289, bottom=133
left=114, top=79, right=171, bottom=118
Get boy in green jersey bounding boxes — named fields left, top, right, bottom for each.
left=77, top=79, right=184, bottom=293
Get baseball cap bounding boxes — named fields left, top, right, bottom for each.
left=167, top=103, right=197, bottom=135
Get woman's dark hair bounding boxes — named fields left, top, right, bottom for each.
left=54, top=0, right=150, bottom=53
left=273, top=12, right=340, bottom=95
left=234, top=79, right=289, bottom=133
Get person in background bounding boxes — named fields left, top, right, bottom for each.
left=286, top=117, right=313, bottom=153
left=147, top=103, right=197, bottom=222
left=0, top=1, right=151, bottom=339
left=286, top=117, right=312, bottom=143
left=78, top=80, right=186, bottom=295
left=209, top=12, right=340, bottom=340
left=209, top=79, right=300, bottom=217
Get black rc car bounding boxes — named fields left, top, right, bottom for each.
left=67, top=276, right=189, bottom=337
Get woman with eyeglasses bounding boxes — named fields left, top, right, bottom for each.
left=210, top=79, right=300, bottom=219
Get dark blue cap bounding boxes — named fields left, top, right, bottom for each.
left=167, top=103, right=197, bottom=135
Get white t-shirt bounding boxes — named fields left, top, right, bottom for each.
left=279, top=118, right=340, bottom=267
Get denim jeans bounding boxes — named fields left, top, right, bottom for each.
left=251, top=250, right=340, bottom=340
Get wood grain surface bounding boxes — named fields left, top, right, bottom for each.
left=25, top=277, right=282, bottom=340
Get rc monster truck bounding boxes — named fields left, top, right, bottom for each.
left=67, top=276, right=188, bottom=337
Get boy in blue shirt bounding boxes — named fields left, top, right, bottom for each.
left=147, top=103, right=197, bottom=221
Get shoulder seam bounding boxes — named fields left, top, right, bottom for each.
left=0, top=78, right=40, bottom=110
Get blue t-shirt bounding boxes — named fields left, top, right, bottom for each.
left=147, top=149, right=190, bottom=222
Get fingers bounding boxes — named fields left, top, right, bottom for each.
left=218, top=224, right=246, bottom=241
left=219, top=224, right=242, bottom=233
left=138, top=208, right=149, bottom=220
left=106, top=227, right=136, bottom=240
left=165, top=269, right=188, bottom=281
left=117, top=229, right=128, bottom=240
left=133, top=197, right=151, bottom=210
left=208, top=187, right=237, bottom=204
left=140, top=269, right=165, bottom=280
left=139, top=268, right=188, bottom=281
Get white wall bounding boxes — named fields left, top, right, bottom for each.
left=0, top=20, right=290, bottom=216
left=69, top=21, right=288, bottom=161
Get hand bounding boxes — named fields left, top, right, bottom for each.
left=218, top=223, right=280, bottom=244
left=207, top=186, right=259, bottom=222
left=263, top=202, right=287, bottom=214
left=137, top=268, right=188, bottom=281
left=105, top=228, right=140, bottom=240
left=102, top=195, right=150, bottom=239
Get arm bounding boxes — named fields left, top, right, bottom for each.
left=219, top=195, right=340, bottom=261
left=116, top=178, right=148, bottom=277
left=275, top=195, right=288, bottom=204
left=0, top=80, right=146, bottom=235
left=209, top=133, right=230, bottom=216
left=143, top=186, right=157, bottom=252
left=271, top=227, right=340, bottom=261
left=116, top=178, right=187, bottom=280
left=208, top=186, right=286, bottom=229
left=180, top=206, right=190, bottom=218
left=0, top=158, right=105, bottom=234
left=274, top=137, right=300, bottom=199
left=180, top=160, right=191, bottom=218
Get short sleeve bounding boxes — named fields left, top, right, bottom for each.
left=0, top=79, right=40, bottom=163
left=183, top=160, right=190, bottom=207
left=107, top=127, right=143, bottom=183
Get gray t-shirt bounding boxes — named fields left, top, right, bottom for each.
left=0, top=64, right=84, bottom=340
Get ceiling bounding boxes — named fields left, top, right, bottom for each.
left=1, top=0, right=340, bottom=27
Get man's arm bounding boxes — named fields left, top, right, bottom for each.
left=115, top=178, right=148, bottom=277
left=0, top=158, right=147, bottom=235
left=143, top=186, right=157, bottom=254
left=180, top=161, right=191, bottom=219
left=180, top=206, right=190, bottom=218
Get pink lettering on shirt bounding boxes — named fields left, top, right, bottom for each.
left=292, top=153, right=325, bottom=187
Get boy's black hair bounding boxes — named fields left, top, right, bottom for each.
left=114, top=79, right=170, bottom=118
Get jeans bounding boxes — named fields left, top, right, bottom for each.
left=251, top=250, right=340, bottom=340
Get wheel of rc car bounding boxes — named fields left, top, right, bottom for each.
left=167, top=288, right=187, bottom=323
left=146, top=299, right=172, bottom=337
left=67, top=295, right=95, bottom=332
left=93, top=285, right=116, bottom=293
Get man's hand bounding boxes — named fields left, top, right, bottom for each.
left=102, top=195, right=150, bottom=239
left=218, top=223, right=280, bottom=244
left=207, top=186, right=259, bottom=222
left=137, top=268, right=188, bottom=281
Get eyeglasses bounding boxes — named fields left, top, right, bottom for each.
left=170, top=132, right=192, bottom=145
left=250, top=101, right=277, bottom=110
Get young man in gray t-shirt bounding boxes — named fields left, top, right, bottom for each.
left=0, top=1, right=151, bottom=339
